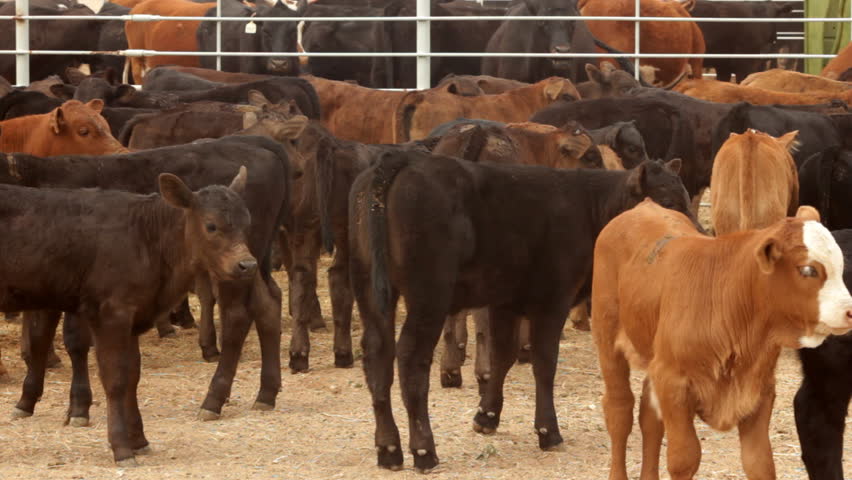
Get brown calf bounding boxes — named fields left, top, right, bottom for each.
left=125, top=0, right=216, bottom=81
left=398, top=77, right=580, bottom=141
left=741, top=68, right=852, bottom=94
left=592, top=201, right=852, bottom=480
left=711, top=129, right=800, bottom=236
left=436, top=74, right=529, bottom=95
left=674, top=78, right=852, bottom=104
left=822, top=42, right=852, bottom=79
left=0, top=99, right=127, bottom=156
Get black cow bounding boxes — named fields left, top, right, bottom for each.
left=690, top=0, right=797, bottom=83
left=0, top=3, right=103, bottom=83
left=301, top=4, right=394, bottom=88
left=197, top=0, right=305, bottom=75
left=798, top=147, right=852, bottom=231
left=482, top=0, right=596, bottom=83
left=794, top=228, right=852, bottom=480
left=94, top=2, right=131, bottom=79
left=142, top=67, right=227, bottom=91
left=348, top=152, right=695, bottom=472
left=2, top=136, right=289, bottom=431
left=587, top=120, right=649, bottom=169
left=0, top=169, right=257, bottom=465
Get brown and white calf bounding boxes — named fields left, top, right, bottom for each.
left=592, top=200, right=852, bottom=480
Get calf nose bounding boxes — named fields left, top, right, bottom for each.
left=553, top=45, right=571, bottom=54
left=267, top=58, right=290, bottom=72
left=237, top=259, right=258, bottom=276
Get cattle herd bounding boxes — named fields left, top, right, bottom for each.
left=2, top=0, right=852, bottom=477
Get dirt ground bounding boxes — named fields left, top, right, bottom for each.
left=0, top=250, right=850, bottom=479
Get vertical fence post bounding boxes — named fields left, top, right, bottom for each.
left=416, top=0, right=430, bottom=89
left=15, top=0, right=29, bottom=86
left=216, top=0, right=222, bottom=70
left=633, top=0, right=640, bottom=80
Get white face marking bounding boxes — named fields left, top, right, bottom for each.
left=802, top=221, right=852, bottom=333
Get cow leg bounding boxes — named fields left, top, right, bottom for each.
left=473, top=308, right=490, bottom=396
left=352, top=255, right=402, bottom=470
left=328, top=245, right=355, bottom=368
left=169, top=297, right=196, bottom=329
left=474, top=306, right=520, bottom=435
left=655, top=375, right=700, bottom=480
left=249, top=273, right=282, bottom=410
left=20, top=312, right=61, bottom=369
left=597, top=345, right=634, bottom=480
left=199, top=286, right=253, bottom=420
left=91, top=303, right=137, bottom=465
left=397, top=299, right=446, bottom=473
left=638, top=377, right=663, bottom=480
left=123, top=334, right=149, bottom=453
left=153, top=309, right=177, bottom=338
left=529, top=312, right=565, bottom=450
left=516, top=317, right=532, bottom=364
left=13, top=310, right=61, bottom=418
left=794, top=344, right=850, bottom=480
left=287, top=229, right=324, bottom=373
left=738, top=388, right=776, bottom=480
left=439, top=310, right=468, bottom=388
left=196, top=276, right=220, bottom=362
left=64, top=312, right=93, bottom=427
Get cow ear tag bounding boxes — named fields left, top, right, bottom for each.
left=245, top=21, right=257, bottom=34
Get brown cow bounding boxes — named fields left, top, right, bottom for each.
left=822, top=41, right=852, bottom=79
left=580, top=0, right=704, bottom=84
left=592, top=201, right=852, bottom=480
left=0, top=99, right=127, bottom=156
left=125, top=0, right=216, bottom=81
left=674, top=78, right=852, bottom=105
left=436, top=74, right=529, bottom=95
left=741, top=68, right=852, bottom=94
left=710, top=130, right=799, bottom=236
left=398, top=77, right=580, bottom=142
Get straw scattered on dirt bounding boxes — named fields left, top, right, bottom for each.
left=0, top=227, right=849, bottom=479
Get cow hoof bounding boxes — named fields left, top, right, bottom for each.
left=472, top=421, right=495, bottom=435
left=413, top=448, right=438, bottom=473
left=440, top=370, right=462, bottom=388
left=537, top=429, right=564, bottom=451
left=68, top=416, right=89, bottom=427
left=115, top=457, right=138, bottom=468
left=516, top=346, right=532, bottom=364
left=251, top=401, right=274, bottom=411
left=376, top=444, right=403, bottom=470
left=11, top=408, right=32, bottom=420
left=473, top=410, right=499, bottom=433
left=133, top=445, right=152, bottom=455
left=334, top=352, right=354, bottom=368
left=289, top=353, right=309, bottom=373
left=197, top=409, right=220, bottom=422
left=201, top=349, right=220, bottom=363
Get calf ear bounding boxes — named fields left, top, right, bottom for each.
left=796, top=206, right=821, bottom=222
left=85, top=99, right=104, bottom=113
left=626, top=162, right=648, bottom=196
left=228, top=166, right=248, bottom=196
left=243, top=111, right=259, bottom=129
left=585, top=63, right=605, bottom=84
left=755, top=237, right=782, bottom=274
left=247, top=89, right=271, bottom=108
left=543, top=80, right=564, bottom=101
left=49, top=84, right=75, bottom=100
left=49, top=106, right=66, bottom=134
left=159, top=173, right=197, bottom=209
left=778, top=130, right=800, bottom=153
left=664, top=158, right=682, bottom=175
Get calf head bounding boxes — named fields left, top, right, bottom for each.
left=523, top=0, right=580, bottom=71
left=541, top=77, right=580, bottom=102
left=582, top=62, right=640, bottom=98
left=257, top=0, right=305, bottom=75
left=47, top=99, right=126, bottom=155
left=240, top=90, right=309, bottom=143
left=612, top=121, right=649, bottom=168
left=753, top=206, right=852, bottom=348
left=521, top=121, right=601, bottom=169
left=624, top=159, right=692, bottom=221
left=159, top=166, right=257, bottom=282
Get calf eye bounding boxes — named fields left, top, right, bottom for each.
left=798, top=265, right=818, bottom=278
left=78, top=127, right=89, bottom=136
left=205, top=223, right=217, bottom=233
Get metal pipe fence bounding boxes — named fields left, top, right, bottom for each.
left=4, top=0, right=846, bottom=89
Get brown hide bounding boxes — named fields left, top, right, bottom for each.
left=822, top=42, right=852, bottom=79
left=674, top=78, right=852, bottom=104
left=742, top=68, right=852, bottom=94
left=710, top=130, right=800, bottom=235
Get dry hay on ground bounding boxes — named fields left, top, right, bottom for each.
left=0, top=253, right=849, bottom=479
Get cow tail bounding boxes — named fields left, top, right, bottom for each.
left=591, top=37, right=654, bottom=88
left=368, top=152, right=409, bottom=316
left=314, top=136, right=335, bottom=254
left=116, top=113, right=148, bottom=147
left=297, top=77, right=322, bottom=120
left=394, top=91, right=423, bottom=143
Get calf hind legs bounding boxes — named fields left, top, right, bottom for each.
left=529, top=313, right=566, bottom=450
left=474, top=307, right=520, bottom=435
left=14, top=311, right=61, bottom=418
left=439, top=311, right=468, bottom=388
left=639, top=378, right=663, bottom=480
left=64, top=312, right=93, bottom=426
left=328, top=248, right=354, bottom=368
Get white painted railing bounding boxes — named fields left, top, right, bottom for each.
left=3, top=0, right=844, bottom=89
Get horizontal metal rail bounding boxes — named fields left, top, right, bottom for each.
left=0, top=14, right=836, bottom=22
